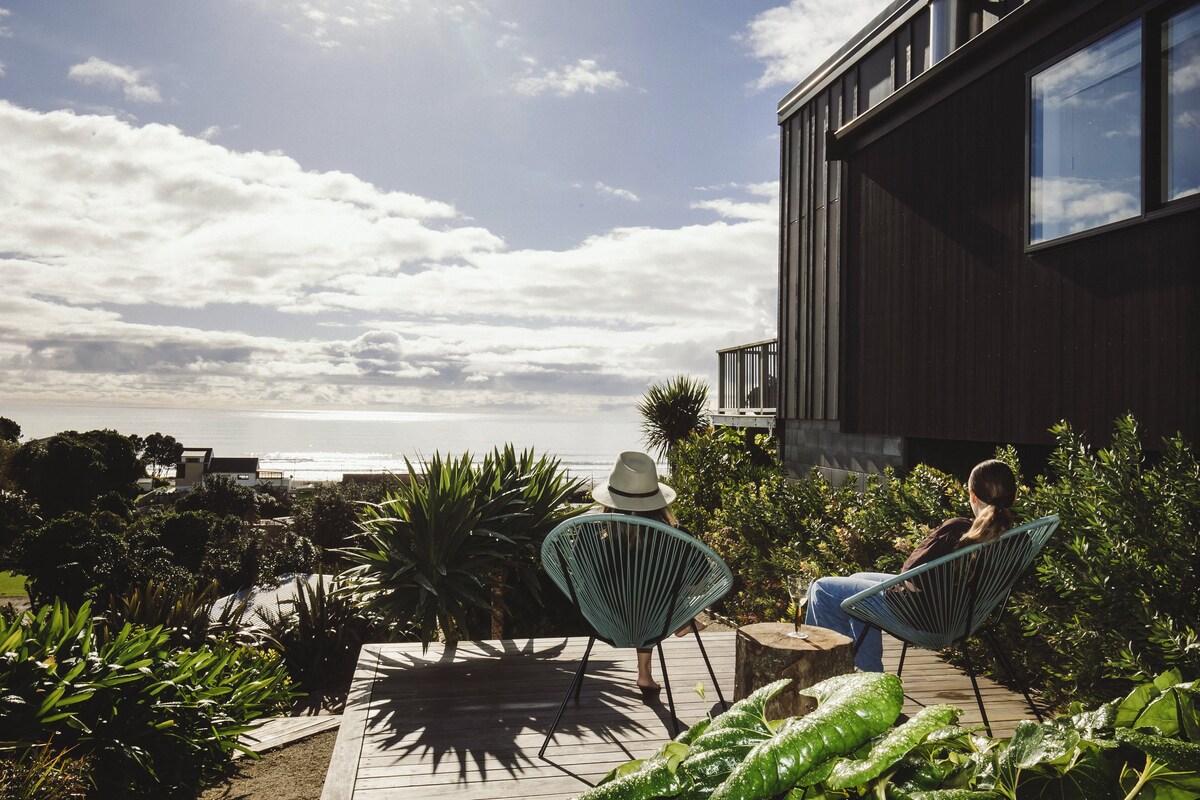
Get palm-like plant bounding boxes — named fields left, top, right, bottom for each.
left=338, top=448, right=585, bottom=644
left=639, top=375, right=712, bottom=461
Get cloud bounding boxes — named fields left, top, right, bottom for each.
left=513, top=58, right=628, bottom=97
left=0, top=60, right=6, bottom=78
left=68, top=57, right=162, bottom=104
left=1032, top=176, right=1139, bottom=240
left=740, top=0, right=884, bottom=91
left=0, top=101, right=776, bottom=412
left=0, top=7, right=9, bottom=38
left=595, top=181, right=639, bottom=202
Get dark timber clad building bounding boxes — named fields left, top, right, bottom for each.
left=777, top=0, right=1200, bottom=483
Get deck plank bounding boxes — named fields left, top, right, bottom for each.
left=320, top=632, right=1037, bottom=800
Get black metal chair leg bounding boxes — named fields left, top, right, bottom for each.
left=982, top=629, right=1043, bottom=721
left=897, top=641, right=909, bottom=677
left=961, top=648, right=992, bottom=737
left=657, top=642, right=681, bottom=736
left=691, top=623, right=728, bottom=711
left=539, top=636, right=596, bottom=759
left=852, top=621, right=875, bottom=655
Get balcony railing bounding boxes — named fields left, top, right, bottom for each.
left=716, top=338, right=778, bottom=416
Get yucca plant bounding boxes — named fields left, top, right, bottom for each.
left=339, top=447, right=585, bottom=644
left=104, top=578, right=251, bottom=649
left=639, top=375, right=711, bottom=463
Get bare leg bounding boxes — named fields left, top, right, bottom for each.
left=675, top=617, right=707, bottom=637
left=636, top=649, right=660, bottom=690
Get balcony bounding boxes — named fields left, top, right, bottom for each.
left=714, top=338, right=777, bottom=429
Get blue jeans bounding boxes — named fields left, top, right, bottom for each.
left=805, top=572, right=895, bottom=672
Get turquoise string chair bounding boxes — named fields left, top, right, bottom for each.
left=538, top=514, right=733, bottom=758
left=840, top=515, right=1060, bottom=734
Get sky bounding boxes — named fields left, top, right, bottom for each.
left=0, top=0, right=883, bottom=416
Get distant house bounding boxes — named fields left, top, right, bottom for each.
left=769, top=0, right=1199, bottom=484
left=175, top=448, right=291, bottom=490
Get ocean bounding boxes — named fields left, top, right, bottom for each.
left=1, top=403, right=649, bottom=486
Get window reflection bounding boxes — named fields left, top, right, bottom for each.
left=1031, top=22, right=1142, bottom=243
left=1165, top=5, right=1200, bottom=201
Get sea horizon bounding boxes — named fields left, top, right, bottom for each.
left=1, top=402, right=651, bottom=485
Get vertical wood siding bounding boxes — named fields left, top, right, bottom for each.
left=839, top=1, right=1200, bottom=446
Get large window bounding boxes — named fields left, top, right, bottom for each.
left=1165, top=5, right=1200, bottom=201
left=1030, top=22, right=1142, bottom=244
left=1030, top=3, right=1200, bottom=245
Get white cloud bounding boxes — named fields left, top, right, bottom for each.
left=0, top=7, right=9, bottom=38
left=68, top=57, right=162, bottom=104
left=595, top=181, right=639, bottom=202
left=513, top=58, right=628, bottom=97
left=1033, top=177, right=1139, bottom=240
left=0, top=60, right=6, bottom=78
left=740, top=0, right=884, bottom=91
left=0, top=101, right=777, bottom=412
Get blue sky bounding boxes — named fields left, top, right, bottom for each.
left=0, top=0, right=882, bottom=415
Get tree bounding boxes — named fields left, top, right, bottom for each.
left=18, top=511, right=135, bottom=607
left=10, top=430, right=142, bottom=519
left=0, top=490, right=41, bottom=563
left=638, top=375, right=712, bottom=463
left=140, top=432, right=184, bottom=481
left=0, top=416, right=20, bottom=443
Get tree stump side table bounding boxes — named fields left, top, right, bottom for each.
left=733, top=622, right=855, bottom=719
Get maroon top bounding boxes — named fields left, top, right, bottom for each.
left=901, top=517, right=973, bottom=573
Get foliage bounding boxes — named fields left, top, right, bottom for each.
left=668, top=427, right=783, bottom=534
left=15, top=511, right=182, bottom=608
left=339, top=446, right=585, bottom=643
left=0, top=743, right=92, bottom=800
left=639, top=375, right=712, bottom=462
left=583, top=670, right=1200, bottom=800
left=104, top=579, right=249, bottom=649
left=137, top=433, right=183, bottom=481
left=9, top=430, right=142, bottom=519
left=0, top=417, right=19, bottom=444
left=293, top=481, right=383, bottom=555
left=1008, top=416, right=1200, bottom=707
left=261, top=574, right=385, bottom=695
left=0, top=491, right=40, bottom=564
left=671, top=429, right=965, bottom=623
left=0, top=599, right=295, bottom=798
left=175, top=474, right=260, bottom=521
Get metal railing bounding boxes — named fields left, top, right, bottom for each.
left=716, top=339, right=778, bottom=414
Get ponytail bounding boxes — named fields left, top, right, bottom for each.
left=961, top=502, right=1015, bottom=544
left=960, top=459, right=1018, bottom=544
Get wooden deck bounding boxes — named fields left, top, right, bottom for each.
left=321, top=632, right=1037, bottom=800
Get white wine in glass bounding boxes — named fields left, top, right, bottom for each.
left=786, top=573, right=810, bottom=639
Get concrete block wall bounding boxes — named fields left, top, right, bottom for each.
left=780, top=419, right=904, bottom=489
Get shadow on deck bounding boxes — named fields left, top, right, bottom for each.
left=321, top=632, right=1036, bottom=800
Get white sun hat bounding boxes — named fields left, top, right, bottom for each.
left=591, top=451, right=676, bottom=512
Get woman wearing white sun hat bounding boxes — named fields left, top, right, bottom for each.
left=591, top=451, right=707, bottom=698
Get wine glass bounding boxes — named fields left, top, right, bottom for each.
left=786, top=571, right=812, bottom=639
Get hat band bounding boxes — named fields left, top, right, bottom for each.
left=608, top=486, right=660, bottom=499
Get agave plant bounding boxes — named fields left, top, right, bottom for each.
left=639, top=375, right=712, bottom=463
left=338, top=448, right=585, bottom=644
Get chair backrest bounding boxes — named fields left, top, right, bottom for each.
left=840, top=515, right=1060, bottom=651
left=541, top=513, right=734, bottom=650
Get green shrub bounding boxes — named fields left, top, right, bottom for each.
left=1007, top=416, right=1200, bottom=707
left=0, top=600, right=295, bottom=797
